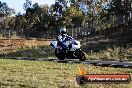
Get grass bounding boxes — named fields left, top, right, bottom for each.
left=0, top=45, right=55, bottom=58
left=85, top=46, right=132, bottom=61
left=0, top=59, right=131, bottom=88
left=0, top=39, right=56, bottom=59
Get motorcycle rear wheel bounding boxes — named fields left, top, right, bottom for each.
left=55, top=48, right=65, bottom=60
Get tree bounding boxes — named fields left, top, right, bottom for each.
left=22, top=1, right=51, bottom=38
left=23, top=0, right=32, bottom=10
left=14, top=14, right=27, bottom=37
left=0, top=1, right=15, bottom=17
left=107, top=0, right=131, bottom=23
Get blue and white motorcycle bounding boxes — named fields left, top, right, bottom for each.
left=50, top=36, right=86, bottom=61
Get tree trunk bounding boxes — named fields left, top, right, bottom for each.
left=8, top=29, right=11, bottom=44
left=130, top=2, right=132, bottom=21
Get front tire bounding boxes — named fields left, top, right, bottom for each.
left=55, top=48, right=65, bottom=60
left=75, top=49, right=86, bottom=61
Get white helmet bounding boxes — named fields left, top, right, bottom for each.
left=60, top=27, right=67, bottom=34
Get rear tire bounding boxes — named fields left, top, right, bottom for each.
left=55, top=48, right=65, bottom=60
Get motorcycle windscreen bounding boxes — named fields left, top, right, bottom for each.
left=50, top=41, right=58, bottom=48
left=70, top=44, right=80, bottom=51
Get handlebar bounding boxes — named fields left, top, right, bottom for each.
left=65, top=36, right=74, bottom=41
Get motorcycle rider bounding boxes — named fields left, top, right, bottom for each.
left=57, top=27, right=69, bottom=50
left=57, top=27, right=77, bottom=51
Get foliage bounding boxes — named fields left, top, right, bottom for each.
left=23, top=0, right=32, bottom=11
left=0, top=1, right=15, bottom=17
left=0, top=0, right=132, bottom=38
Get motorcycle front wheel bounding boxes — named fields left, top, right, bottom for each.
left=75, top=49, right=86, bottom=61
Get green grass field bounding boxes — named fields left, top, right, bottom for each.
left=0, top=59, right=131, bottom=88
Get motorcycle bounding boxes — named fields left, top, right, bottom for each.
left=50, top=36, right=86, bottom=61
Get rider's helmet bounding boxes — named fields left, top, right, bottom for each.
left=60, top=27, right=67, bottom=37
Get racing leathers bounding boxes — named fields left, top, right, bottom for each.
left=57, top=34, right=68, bottom=49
